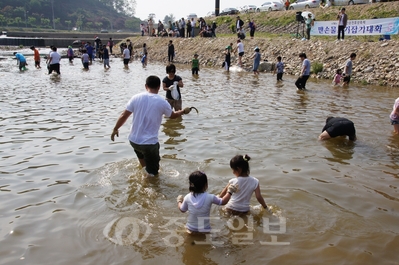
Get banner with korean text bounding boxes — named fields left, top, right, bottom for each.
left=311, top=17, right=399, bottom=36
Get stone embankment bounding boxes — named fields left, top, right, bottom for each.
left=124, top=36, right=399, bottom=87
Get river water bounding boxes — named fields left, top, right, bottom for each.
left=1, top=48, right=398, bottom=265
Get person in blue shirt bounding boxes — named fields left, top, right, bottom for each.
left=295, top=53, right=311, bottom=90
left=13, top=52, right=27, bottom=71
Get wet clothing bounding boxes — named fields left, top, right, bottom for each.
left=67, top=47, right=74, bottom=62
left=180, top=192, right=223, bottom=232
left=15, top=53, right=27, bottom=70
left=295, top=58, right=311, bottom=90
left=253, top=52, right=261, bottom=71
left=48, top=51, right=61, bottom=74
left=276, top=61, right=284, bottom=81
left=81, top=53, right=89, bottom=69
left=126, top=91, right=173, bottom=175
left=225, top=176, right=259, bottom=213
left=390, top=97, right=399, bottom=123
left=192, top=58, right=199, bottom=75
left=163, top=75, right=182, bottom=100
left=224, top=52, right=231, bottom=71
left=322, top=117, right=356, bottom=141
left=344, top=59, right=353, bottom=84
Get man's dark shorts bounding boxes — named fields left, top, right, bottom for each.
left=130, top=141, right=160, bottom=175
left=326, top=121, right=356, bottom=140
left=239, top=52, right=244, bottom=57
left=123, top=59, right=130, bottom=65
left=343, top=75, right=351, bottom=84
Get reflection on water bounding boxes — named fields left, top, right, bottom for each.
left=0, top=49, right=399, bottom=264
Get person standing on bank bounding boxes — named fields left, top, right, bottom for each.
left=305, top=13, right=314, bottom=40
left=236, top=16, right=244, bottom=35
left=295, top=53, right=311, bottom=90
left=343, top=53, right=356, bottom=86
left=168, top=40, right=174, bottom=63
left=234, top=39, right=245, bottom=68
left=162, top=64, right=184, bottom=111
left=337, top=8, right=348, bottom=41
left=110, top=75, right=187, bottom=177
left=248, top=19, right=256, bottom=39
left=319, top=117, right=357, bottom=141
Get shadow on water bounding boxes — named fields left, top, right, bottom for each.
left=321, top=138, right=355, bottom=164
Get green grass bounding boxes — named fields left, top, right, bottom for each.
left=312, top=62, right=323, bottom=74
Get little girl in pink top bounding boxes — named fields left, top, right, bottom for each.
left=332, top=69, right=343, bottom=86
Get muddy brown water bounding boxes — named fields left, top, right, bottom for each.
left=0, top=48, right=398, bottom=265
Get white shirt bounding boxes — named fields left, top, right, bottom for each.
left=126, top=91, right=172, bottom=145
left=237, top=42, right=244, bottom=53
left=225, top=176, right=259, bottom=212
left=49, top=51, right=61, bottom=64
left=180, top=192, right=222, bottom=232
left=123, top=48, right=130, bottom=59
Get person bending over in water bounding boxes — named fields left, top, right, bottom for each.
left=219, top=154, right=271, bottom=215
left=319, top=117, right=357, bottom=141
left=177, top=171, right=237, bottom=233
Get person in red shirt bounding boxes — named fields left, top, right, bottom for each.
left=30, top=46, right=41, bottom=69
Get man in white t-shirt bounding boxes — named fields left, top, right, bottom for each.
left=122, top=44, right=130, bottom=68
left=48, top=46, right=61, bottom=75
left=234, top=39, right=245, bottom=67
left=111, top=76, right=187, bottom=176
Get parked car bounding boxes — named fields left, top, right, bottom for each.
left=219, top=7, right=240, bottom=16
left=331, top=0, right=369, bottom=5
left=289, top=0, right=321, bottom=9
left=206, top=11, right=215, bottom=17
left=100, top=29, right=108, bottom=33
left=240, top=5, right=258, bottom=13
left=257, top=1, right=285, bottom=12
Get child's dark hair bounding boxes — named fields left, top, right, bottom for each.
left=146, top=75, right=161, bottom=89
left=166, top=64, right=176, bottom=74
left=350, top=53, right=357, bottom=59
left=230, top=155, right=251, bottom=175
left=336, top=69, right=342, bottom=74
left=299, top=52, right=307, bottom=59
left=277, top=56, right=282, bottom=61
left=188, top=171, right=208, bottom=196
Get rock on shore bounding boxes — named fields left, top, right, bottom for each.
left=125, top=36, right=399, bottom=87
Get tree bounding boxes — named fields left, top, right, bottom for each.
left=0, top=14, right=6, bottom=26
left=7, top=17, right=15, bottom=26
left=54, top=17, right=60, bottom=28
left=124, top=18, right=140, bottom=31
left=14, top=16, right=22, bottom=27
left=163, top=14, right=175, bottom=26
left=95, top=22, right=103, bottom=30
left=41, top=18, right=50, bottom=28
left=65, top=20, right=71, bottom=29
left=86, top=21, right=93, bottom=30
left=28, top=17, right=36, bottom=27
left=76, top=16, right=83, bottom=30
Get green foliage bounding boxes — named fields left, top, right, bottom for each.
left=230, top=24, right=235, bottom=33
left=19, top=44, right=23, bottom=48
left=163, top=14, right=176, bottom=25
left=0, top=0, right=137, bottom=30
left=312, top=62, right=323, bottom=74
